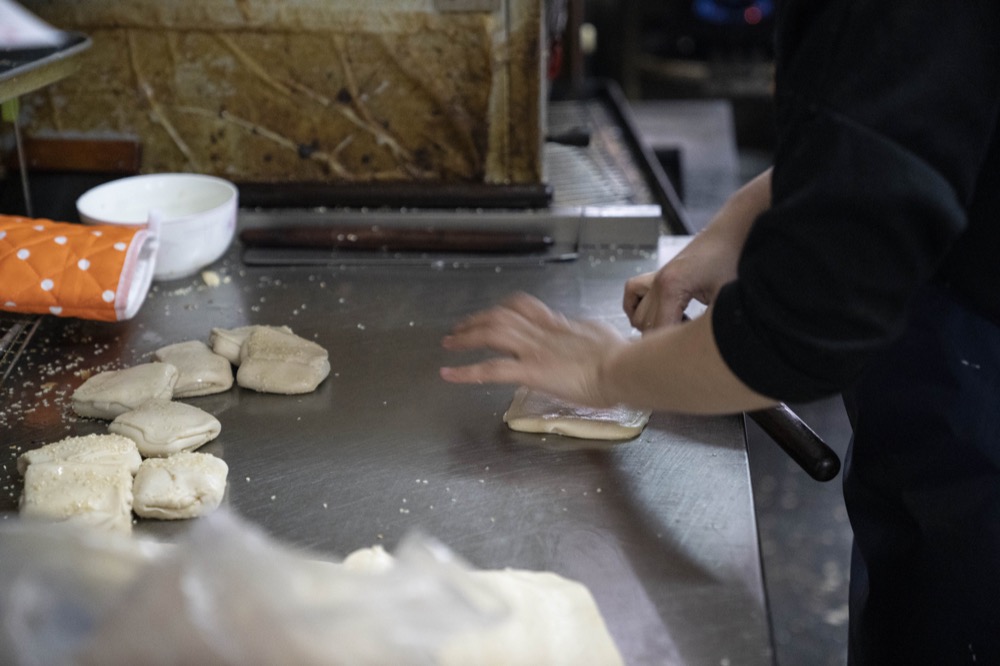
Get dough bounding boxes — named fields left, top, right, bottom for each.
left=20, top=461, right=134, bottom=534
left=236, top=326, right=330, bottom=394
left=71, top=362, right=178, bottom=419
left=17, top=433, right=142, bottom=476
left=132, top=451, right=228, bottom=520
left=341, top=546, right=624, bottom=666
left=504, top=386, right=650, bottom=441
left=440, top=569, right=624, bottom=666
left=342, top=544, right=395, bottom=573
left=109, top=399, right=222, bottom=457
left=208, top=324, right=293, bottom=366
left=153, top=340, right=234, bottom=398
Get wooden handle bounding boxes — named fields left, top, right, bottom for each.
left=240, top=225, right=554, bottom=254
left=747, top=404, right=841, bottom=482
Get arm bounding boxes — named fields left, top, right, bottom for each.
left=439, top=169, right=777, bottom=414
left=443, top=2, right=1000, bottom=409
left=440, top=293, right=777, bottom=415
left=600, top=301, right=778, bottom=413
left=706, top=1, right=999, bottom=402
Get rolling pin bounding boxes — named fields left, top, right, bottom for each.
left=747, top=404, right=841, bottom=482
left=240, top=225, right=554, bottom=254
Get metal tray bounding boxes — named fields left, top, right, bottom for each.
left=0, top=31, right=91, bottom=103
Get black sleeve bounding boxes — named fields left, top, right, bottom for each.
left=712, top=0, right=1000, bottom=402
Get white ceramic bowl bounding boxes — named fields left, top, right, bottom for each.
left=77, top=173, right=238, bottom=281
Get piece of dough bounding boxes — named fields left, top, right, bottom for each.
left=504, top=386, right=650, bottom=441
left=342, top=544, right=395, bottom=573
left=109, top=399, right=222, bottom=458
left=208, top=324, right=293, bottom=366
left=71, top=362, right=178, bottom=419
left=17, top=433, right=142, bottom=476
left=440, top=569, right=624, bottom=666
left=341, top=546, right=624, bottom=666
left=132, top=451, right=228, bottom=520
left=236, top=327, right=330, bottom=394
left=153, top=340, right=234, bottom=398
left=20, top=461, right=134, bottom=534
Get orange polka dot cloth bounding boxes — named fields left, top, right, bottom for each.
left=0, top=215, right=158, bottom=322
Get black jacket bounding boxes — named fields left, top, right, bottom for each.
left=712, top=0, right=1000, bottom=402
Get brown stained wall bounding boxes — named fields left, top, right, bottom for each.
left=20, top=1, right=543, bottom=185
left=502, top=0, right=544, bottom=184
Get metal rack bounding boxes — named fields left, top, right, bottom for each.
left=0, top=315, right=39, bottom=387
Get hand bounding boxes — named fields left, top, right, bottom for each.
left=439, top=293, right=628, bottom=407
left=623, top=168, right=773, bottom=333
left=623, top=252, right=714, bottom=331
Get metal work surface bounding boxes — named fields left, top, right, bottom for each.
left=0, top=238, right=771, bottom=665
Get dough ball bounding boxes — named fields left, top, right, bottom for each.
left=20, top=461, right=135, bottom=535
left=109, top=399, right=222, bottom=458
left=71, top=362, right=178, bottom=420
left=504, top=386, right=650, bottom=441
left=208, top=325, right=293, bottom=366
left=153, top=340, right=233, bottom=398
left=236, top=327, right=330, bottom=395
left=17, top=433, right=142, bottom=476
left=132, top=452, right=228, bottom=520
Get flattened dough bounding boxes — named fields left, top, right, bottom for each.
left=17, top=433, right=142, bottom=476
left=209, top=324, right=293, bottom=366
left=153, top=340, right=233, bottom=398
left=341, top=546, right=624, bottom=666
left=504, top=386, right=650, bottom=441
left=72, top=362, right=178, bottom=419
left=132, top=451, right=228, bottom=520
left=20, top=461, right=134, bottom=534
left=236, top=326, right=330, bottom=395
left=109, top=399, right=222, bottom=457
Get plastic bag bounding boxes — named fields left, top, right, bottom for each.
left=0, top=510, right=505, bottom=665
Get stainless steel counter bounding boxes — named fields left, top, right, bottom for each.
left=0, top=236, right=772, bottom=665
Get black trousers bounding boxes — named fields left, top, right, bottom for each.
left=843, top=285, right=1000, bottom=666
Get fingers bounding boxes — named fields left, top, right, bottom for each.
left=439, top=357, right=525, bottom=385
left=441, top=317, right=531, bottom=356
left=624, top=264, right=697, bottom=333
left=496, top=292, right=572, bottom=332
left=440, top=294, right=626, bottom=405
left=443, top=296, right=542, bottom=356
left=451, top=293, right=543, bottom=332
left=623, top=273, right=653, bottom=323
left=439, top=295, right=558, bottom=387
left=631, top=292, right=656, bottom=331
left=445, top=292, right=570, bottom=351
left=499, top=292, right=551, bottom=318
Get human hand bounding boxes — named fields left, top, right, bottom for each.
left=624, top=254, right=703, bottom=332
left=623, top=241, right=735, bottom=332
left=623, top=168, right=773, bottom=333
left=439, top=292, right=628, bottom=407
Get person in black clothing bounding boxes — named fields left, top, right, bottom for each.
left=440, top=1, right=1000, bottom=663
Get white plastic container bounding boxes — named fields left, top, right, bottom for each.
left=77, top=173, right=238, bottom=281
